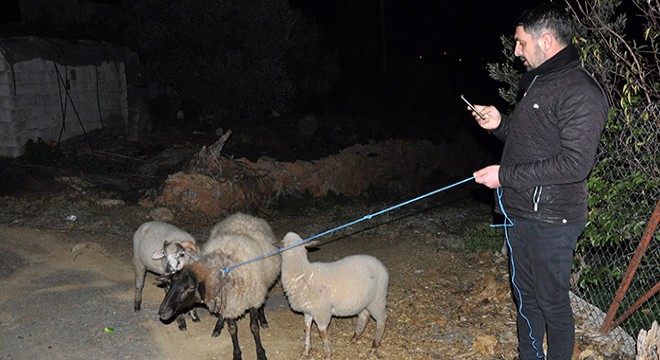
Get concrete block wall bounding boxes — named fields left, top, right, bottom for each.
left=0, top=58, right=128, bottom=158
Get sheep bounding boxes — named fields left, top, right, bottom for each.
left=132, top=221, right=200, bottom=330
left=158, top=213, right=281, bottom=360
left=277, top=231, right=389, bottom=359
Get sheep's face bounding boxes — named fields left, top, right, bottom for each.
left=158, top=269, right=203, bottom=321
left=164, top=242, right=200, bottom=274
left=165, top=247, right=189, bottom=273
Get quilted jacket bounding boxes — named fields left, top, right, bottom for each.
left=491, top=45, right=608, bottom=224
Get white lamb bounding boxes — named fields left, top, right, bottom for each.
left=132, top=221, right=200, bottom=330
left=277, top=231, right=389, bottom=358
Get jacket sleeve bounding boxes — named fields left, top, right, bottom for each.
left=491, top=113, right=510, bottom=141
left=499, top=86, right=607, bottom=191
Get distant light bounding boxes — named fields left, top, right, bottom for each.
left=418, top=54, right=423, bottom=60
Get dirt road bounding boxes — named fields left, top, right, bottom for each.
left=0, top=187, right=635, bottom=359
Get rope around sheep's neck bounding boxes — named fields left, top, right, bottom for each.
left=222, top=176, right=476, bottom=274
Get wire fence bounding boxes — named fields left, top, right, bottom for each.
left=570, top=105, right=660, bottom=355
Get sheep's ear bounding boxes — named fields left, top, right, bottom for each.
left=185, top=248, right=200, bottom=261
left=181, top=241, right=199, bottom=255
left=152, top=249, right=166, bottom=260
left=281, top=232, right=303, bottom=246
left=304, top=240, right=320, bottom=248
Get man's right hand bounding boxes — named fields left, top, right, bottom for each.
left=470, top=105, right=501, bottom=130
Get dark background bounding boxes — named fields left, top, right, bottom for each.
left=0, top=0, right=551, bottom=154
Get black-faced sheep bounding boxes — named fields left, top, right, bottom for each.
left=132, top=221, right=200, bottom=330
left=158, top=213, right=281, bottom=360
left=277, top=231, right=389, bottom=359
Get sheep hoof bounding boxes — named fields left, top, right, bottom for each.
left=369, top=347, right=383, bottom=359
left=176, top=318, right=187, bottom=331
left=134, top=303, right=141, bottom=312
left=350, top=334, right=360, bottom=343
left=190, top=309, right=200, bottom=322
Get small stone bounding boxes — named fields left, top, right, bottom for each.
left=149, top=207, right=175, bottom=222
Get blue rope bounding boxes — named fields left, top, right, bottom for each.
left=222, top=176, right=476, bottom=274
left=494, top=187, right=546, bottom=360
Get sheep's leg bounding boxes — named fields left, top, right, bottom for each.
left=249, top=307, right=267, bottom=360
left=315, top=313, right=333, bottom=359
left=175, top=314, right=187, bottom=331
left=257, top=304, right=268, bottom=329
left=212, top=316, right=225, bottom=337
left=188, top=308, right=200, bottom=322
left=367, top=302, right=388, bottom=350
left=372, top=314, right=387, bottom=349
left=133, top=269, right=146, bottom=312
left=351, top=309, right=371, bottom=343
left=227, top=318, right=242, bottom=360
left=303, top=313, right=314, bottom=356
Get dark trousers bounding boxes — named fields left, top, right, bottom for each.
left=506, top=217, right=585, bottom=360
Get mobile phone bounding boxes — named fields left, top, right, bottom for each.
left=460, top=94, right=485, bottom=120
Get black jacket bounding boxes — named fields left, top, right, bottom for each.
left=492, top=45, right=608, bottom=224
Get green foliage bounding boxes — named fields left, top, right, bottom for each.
left=578, top=257, right=624, bottom=288
left=463, top=225, right=504, bottom=253
left=115, top=0, right=337, bottom=123
left=486, top=35, right=521, bottom=107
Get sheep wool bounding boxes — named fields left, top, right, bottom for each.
left=158, top=213, right=281, bottom=360
left=199, top=213, right=280, bottom=318
left=132, top=221, right=198, bottom=310
left=133, top=221, right=196, bottom=276
left=279, top=231, right=389, bottom=357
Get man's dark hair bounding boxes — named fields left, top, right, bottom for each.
left=517, top=2, right=573, bottom=46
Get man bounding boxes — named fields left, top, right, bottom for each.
left=469, top=3, right=608, bottom=359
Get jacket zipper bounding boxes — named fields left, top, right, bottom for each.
left=533, top=186, right=543, bottom=212
left=523, top=75, right=540, bottom=97
left=525, top=76, right=542, bottom=213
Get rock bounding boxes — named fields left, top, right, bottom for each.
left=55, top=176, right=95, bottom=191
left=149, top=207, right=175, bottom=222
left=96, top=199, right=125, bottom=207
left=637, top=320, right=660, bottom=360
left=472, top=335, right=498, bottom=355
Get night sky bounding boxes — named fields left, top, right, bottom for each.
left=0, top=0, right=553, bottom=112
left=291, top=0, right=544, bottom=60
left=288, top=0, right=547, bottom=105
left=0, top=0, right=545, bottom=70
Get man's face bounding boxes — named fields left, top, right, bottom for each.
left=514, top=25, right=546, bottom=70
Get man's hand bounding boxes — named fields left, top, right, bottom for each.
left=470, top=105, right=502, bottom=130
left=474, top=165, right=501, bottom=189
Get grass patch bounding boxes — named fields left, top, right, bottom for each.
left=463, top=224, right=504, bottom=253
